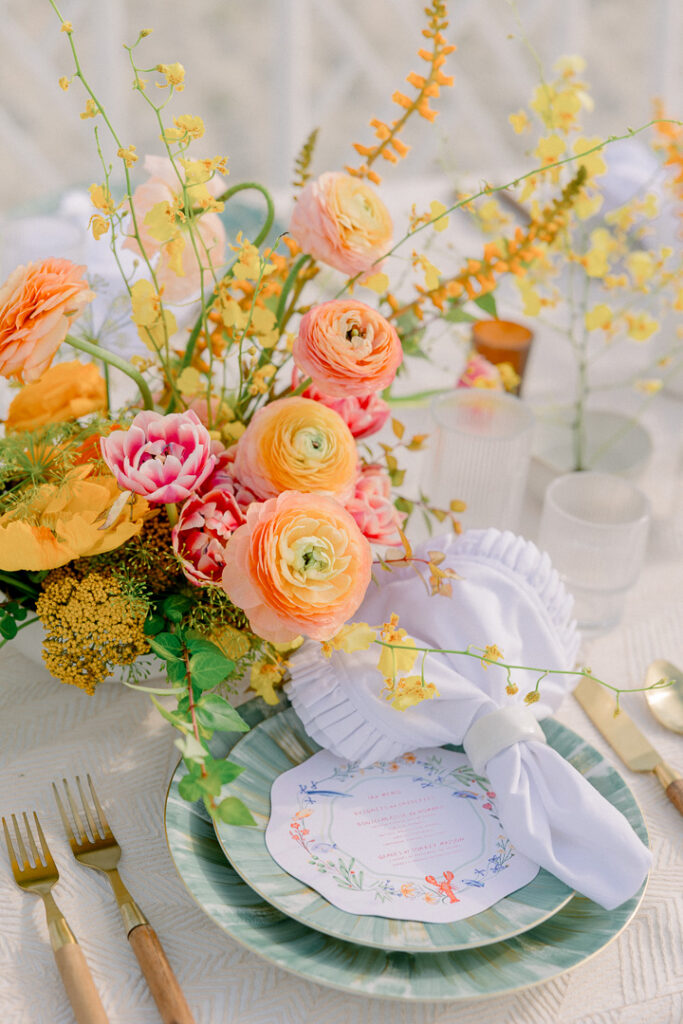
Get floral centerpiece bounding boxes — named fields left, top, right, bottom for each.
left=0, top=2, right=677, bottom=823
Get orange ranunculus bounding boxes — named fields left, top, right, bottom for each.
left=5, top=360, right=107, bottom=433
left=294, top=299, right=403, bottom=397
left=0, top=259, right=94, bottom=382
left=0, top=467, right=147, bottom=571
left=233, top=397, right=358, bottom=501
left=221, top=490, right=373, bottom=643
left=289, top=172, right=393, bottom=277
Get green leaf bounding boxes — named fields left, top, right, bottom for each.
left=144, top=614, right=166, bottom=636
left=166, top=659, right=188, bottom=685
left=444, top=307, right=478, bottom=323
left=473, top=292, right=498, bottom=317
left=178, top=774, right=204, bottom=802
left=175, top=734, right=208, bottom=760
left=0, top=616, right=18, bottom=640
left=395, top=497, right=414, bottom=515
left=162, top=594, right=193, bottom=623
left=215, top=796, right=256, bottom=827
left=147, top=632, right=184, bottom=661
left=212, top=759, right=245, bottom=785
left=150, top=695, right=190, bottom=731
left=196, top=694, right=249, bottom=733
left=189, top=650, right=235, bottom=690
left=185, top=634, right=225, bottom=657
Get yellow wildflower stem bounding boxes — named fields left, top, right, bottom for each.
left=64, top=334, right=154, bottom=410
left=49, top=0, right=170, bottom=357
left=374, top=639, right=672, bottom=701
left=336, top=119, right=683, bottom=298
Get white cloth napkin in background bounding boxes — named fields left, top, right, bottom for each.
left=286, top=529, right=651, bottom=910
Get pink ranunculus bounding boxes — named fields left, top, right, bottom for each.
left=345, top=464, right=406, bottom=547
left=294, top=299, right=402, bottom=397
left=457, top=353, right=504, bottom=390
left=172, top=487, right=246, bottom=586
left=100, top=409, right=215, bottom=504
left=289, top=172, right=393, bottom=277
left=222, top=490, right=373, bottom=643
left=200, top=441, right=260, bottom=509
left=0, top=259, right=94, bottom=382
left=293, top=371, right=390, bottom=439
left=122, top=155, right=226, bottom=303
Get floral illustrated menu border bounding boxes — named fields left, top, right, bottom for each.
left=265, top=747, right=539, bottom=922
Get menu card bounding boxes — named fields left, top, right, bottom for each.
left=266, top=746, right=539, bottom=922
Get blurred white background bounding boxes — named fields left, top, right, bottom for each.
left=2, top=0, right=681, bottom=213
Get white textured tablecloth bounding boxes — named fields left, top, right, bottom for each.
left=1, top=386, right=682, bottom=1022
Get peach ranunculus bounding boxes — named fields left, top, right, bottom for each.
left=233, top=397, right=358, bottom=502
left=5, top=360, right=107, bottom=433
left=0, top=259, right=94, bottom=382
left=0, top=467, right=147, bottom=571
left=221, top=490, right=373, bottom=643
left=294, top=299, right=403, bottom=397
left=289, top=172, right=393, bottom=277
left=122, top=155, right=226, bottom=303
left=457, top=353, right=504, bottom=390
left=293, top=371, right=390, bottom=439
left=345, top=464, right=406, bottom=547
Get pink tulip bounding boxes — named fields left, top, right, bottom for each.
left=172, top=487, right=246, bottom=586
left=100, top=409, right=215, bottom=504
left=293, top=371, right=390, bottom=439
left=345, top=464, right=405, bottom=547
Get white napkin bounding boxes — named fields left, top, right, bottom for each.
left=286, top=529, right=651, bottom=910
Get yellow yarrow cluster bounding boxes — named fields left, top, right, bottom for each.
left=36, top=569, right=150, bottom=694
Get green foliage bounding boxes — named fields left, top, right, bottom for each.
left=473, top=292, right=498, bottom=317
left=215, top=796, right=256, bottom=827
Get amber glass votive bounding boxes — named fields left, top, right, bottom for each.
left=471, top=320, right=533, bottom=394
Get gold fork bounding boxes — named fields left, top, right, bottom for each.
left=53, top=775, right=195, bottom=1024
left=2, top=811, right=109, bottom=1024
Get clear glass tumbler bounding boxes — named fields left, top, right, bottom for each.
left=423, top=390, right=535, bottom=531
left=538, top=471, right=651, bottom=635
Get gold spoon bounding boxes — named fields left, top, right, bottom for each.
left=645, top=659, right=683, bottom=735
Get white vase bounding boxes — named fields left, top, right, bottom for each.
left=529, top=407, right=653, bottom=500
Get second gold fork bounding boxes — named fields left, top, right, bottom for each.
left=53, top=775, right=195, bottom=1024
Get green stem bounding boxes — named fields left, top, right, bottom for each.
left=177, top=182, right=276, bottom=382
left=0, top=573, right=40, bottom=598
left=165, top=503, right=179, bottom=527
left=64, top=334, right=154, bottom=410
left=275, top=254, right=311, bottom=328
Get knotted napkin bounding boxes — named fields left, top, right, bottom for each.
left=286, top=529, right=651, bottom=909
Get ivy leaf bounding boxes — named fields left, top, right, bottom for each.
left=178, top=774, right=204, bottom=802
left=147, top=632, right=184, bottom=661
left=144, top=613, right=166, bottom=636
left=150, top=694, right=191, bottom=731
left=175, top=734, right=209, bottom=760
left=189, top=650, right=235, bottom=690
left=0, top=616, right=18, bottom=640
left=196, top=694, right=248, bottom=732
left=473, top=292, right=498, bottom=317
left=212, top=759, right=245, bottom=785
left=162, top=594, right=193, bottom=623
left=166, top=659, right=188, bottom=685
left=215, top=796, right=256, bottom=827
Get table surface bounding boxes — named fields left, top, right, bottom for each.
left=1, top=359, right=682, bottom=1021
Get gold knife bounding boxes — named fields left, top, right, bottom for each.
left=574, top=677, right=683, bottom=816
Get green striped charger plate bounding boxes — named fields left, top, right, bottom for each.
left=164, top=695, right=648, bottom=1001
left=212, top=706, right=574, bottom=952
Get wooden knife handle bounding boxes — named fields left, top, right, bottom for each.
left=665, top=779, right=683, bottom=816
left=128, top=924, right=195, bottom=1024
left=654, top=762, right=683, bottom=816
left=54, top=943, right=110, bottom=1024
